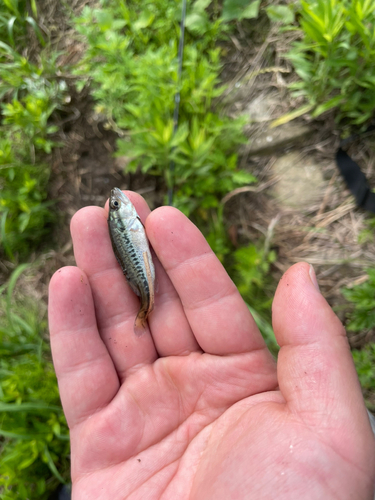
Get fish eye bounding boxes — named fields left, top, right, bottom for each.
left=110, top=199, right=120, bottom=210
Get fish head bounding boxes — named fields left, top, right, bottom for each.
left=109, top=188, right=136, bottom=218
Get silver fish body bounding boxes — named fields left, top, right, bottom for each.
left=108, top=188, right=155, bottom=335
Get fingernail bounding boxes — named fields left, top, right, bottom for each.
left=309, top=264, right=320, bottom=292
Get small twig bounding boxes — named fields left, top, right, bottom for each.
left=264, top=214, right=280, bottom=256
left=221, top=177, right=279, bottom=205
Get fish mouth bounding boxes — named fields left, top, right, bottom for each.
left=110, top=187, right=129, bottom=205
left=111, top=187, right=123, bottom=199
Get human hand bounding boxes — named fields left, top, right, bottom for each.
left=49, top=192, right=375, bottom=499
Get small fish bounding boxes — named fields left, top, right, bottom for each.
left=108, top=188, right=155, bottom=336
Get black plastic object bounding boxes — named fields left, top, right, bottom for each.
left=336, top=147, right=375, bottom=213
left=335, top=124, right=375, bottom=213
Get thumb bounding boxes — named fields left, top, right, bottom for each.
left=272, top=262, right=374, bottom=463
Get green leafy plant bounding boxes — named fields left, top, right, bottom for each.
left=0, top=153, right=55, bottom=259
left=0, top=42, right=67, bottom=259
left=0, top=266, right=70, bottom=499
left=352, top=343, right=375, bottom=411
left=75, top=0, right=255, bottom=220
left=221, top=0, right=261, bottom=22
left=0, top=0, right=44, bottom=47
left=342, top=269, right=375, bottom=332
left=266, top=4, right=295, bottom=24
left=2, top=88, right=62, bottom=154
left=0, top=43, right=66, bottom=151
left=232, top=243, right=276, bottom=300
left=229, top=242, right=278, bottom=354
left=274, top=0, right=375, bottom=128
left=205, top=204, right=233, bottom=263
left=247, top=303, right=279, bottom=356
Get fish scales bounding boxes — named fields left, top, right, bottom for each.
left=109, top=219, right=150, bottom=295
left=108, top=188, right=155, bottom=336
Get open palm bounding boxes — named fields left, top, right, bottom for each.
left=49, top=192, right=375, bottom=500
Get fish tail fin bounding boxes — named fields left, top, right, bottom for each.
left=134, top=312, right=148, bottom=337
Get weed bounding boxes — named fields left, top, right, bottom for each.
left=273, top=0, right=375, bottom=129
left=0, top=266, right=70, bottom=499
left=342, top=269, right=375, bottom=332
left=352, top=343, right=375, bottom=411
left=232, top=243, right=276, bottom=303
left=247, top=303, right=279, bottom=356
left=229, top=241, right=278, bottom=354
left=0, top=0, right=43, bottom=47
left=0, top=40, right=68, bottom=259
left=221, top=0, right=261, bottom=22
left=0, top=155, right=55, bottom=260
left=204, top=205, right=233, bottom=263
left=265, top=4, right=295, bottom=24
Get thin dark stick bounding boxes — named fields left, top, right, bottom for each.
left=167, top=0, right=187, bottom=207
